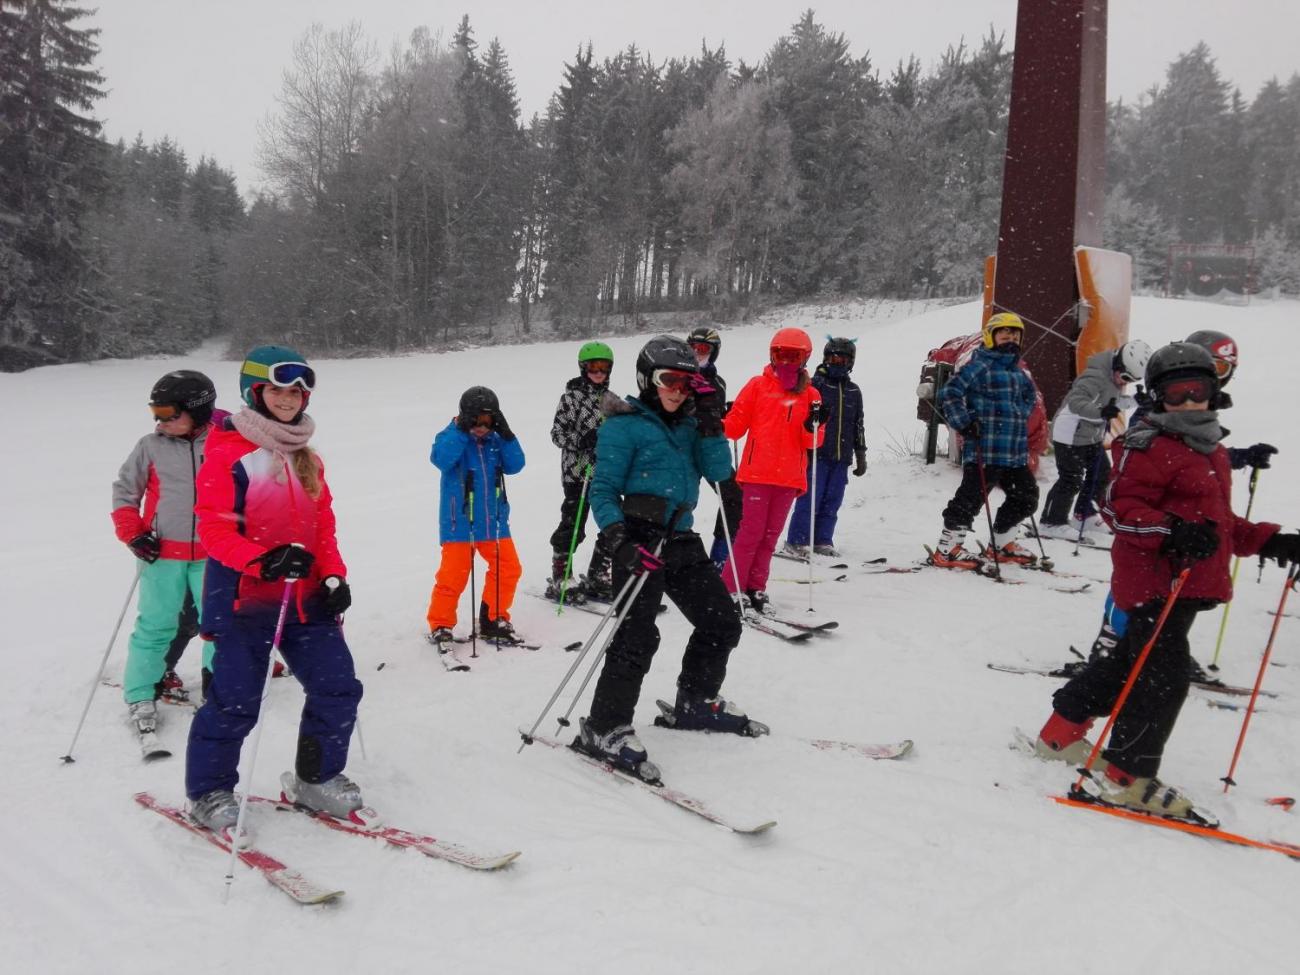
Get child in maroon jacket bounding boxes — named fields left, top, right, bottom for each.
left=1033, top=342, right=1299, bottom=822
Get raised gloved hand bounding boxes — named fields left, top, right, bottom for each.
left=1100, top=398, right=1121, bottom=422
left=1162, top=519, right=1219, bottom=563
left=602, top=522, right=665, bottom=577
left=320, top=575, right=352, bottom=615
left=853, top=447, right=868, bottom=477
left=803, top=401, right=824, bottom=432
left=1230, top=442, right=1278, bottom=471
left=128, top=533, right=161, bottom=563
left=960, top=418, right=981, bottom=440
left=693, top=388, right=726, bottom=438
left=493, top=410, right=515, bottom=442
left=254, top=543, right=315, bottom=581
left=578, top=426, right=599, bottom=453
left=1259, top=531, right=1300, bottom=568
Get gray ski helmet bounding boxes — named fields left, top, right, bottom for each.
left=458, top=385, right=500, bottom=420
left=823, top=336, right=858, bottom=369
left=1112, top=339, right=1152, bottom=384
left=1145, top=342, right=1218, bottom=407
left=636, top=335, right=698, bottom=392
left=686, top=326, right=721, bottom=365
left=1184, top=329, right=1238, bottom=385
left=150, top=370, right=216, bottom=425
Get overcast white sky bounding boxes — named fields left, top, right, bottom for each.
left=92, top=1, right=1300, bottom=195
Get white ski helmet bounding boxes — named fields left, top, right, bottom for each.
left=1113, top=339, right=1152, bottom=384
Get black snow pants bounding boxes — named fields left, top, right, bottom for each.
left=587, top=530, right=743, bottom=732
left=549, top=480, right=611, bottom=575
left=1041, top=442, right=1108, bottom=526
left=1052, top=599, right=1205, bottom=778
left=941, top=463, right=1039, bottom=535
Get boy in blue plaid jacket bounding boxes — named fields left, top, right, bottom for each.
left=930, top=313, right=1040, bottom=569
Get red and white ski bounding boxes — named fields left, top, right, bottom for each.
left=134, top=792, right=344, bottom=905
left=247, top=795, right=521, bottom=870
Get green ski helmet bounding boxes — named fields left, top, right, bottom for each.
left=578, top=341, right=613, bottom=366
left=578, top=341, right=613, bottom=382
left=239, top=344, right=315, bottom=409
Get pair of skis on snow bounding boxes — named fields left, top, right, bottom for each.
left=135, top=790, right=522, bottom=906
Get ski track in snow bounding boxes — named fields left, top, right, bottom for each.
left=4, top=296, right=1300, bottom=974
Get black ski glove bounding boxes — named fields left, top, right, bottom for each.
left=254, top=543, right=315, bottom=580
left=1162, top=519, right=1219, bottom=563
left=578, top=426, right=599, bottom=453
left=803, top=401, right=824, bottom=432
left=853, top=447, right=868, bottom=477
left=601, top=522, right=664, bottom=577
left=693, top=388, right=726, bottom=438
left=1258, top=531, right=1300, bottom=568
left=1228, top=442, right=1278, bottom=471
left=128, top=533, right=161, bottom=563
left=1100, top=398, right=1121, bottom=422
left=960, top=418, right=981, bottom=440
left=320, top=575, right=352, bottom=615
left=493, top=410, right=515, bottom=442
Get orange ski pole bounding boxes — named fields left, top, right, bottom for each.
left=1072, top=567, right=1193, bottom=792
left=1221, top=561, right=1300, bottom=792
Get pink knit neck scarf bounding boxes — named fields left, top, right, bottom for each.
left=231, top=406, right=316, bottom=454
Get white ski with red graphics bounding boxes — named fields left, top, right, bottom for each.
left=134, top=792, right=344, bottom=905
left=805, top=737, right=914, bottom=760
left=987, top=661, right=1277, bottom=698
left=247, top=795, right=520, bottom=870
left=522, top=731, right=776, bottom=835
left=646, top=700, right=909, bottom=760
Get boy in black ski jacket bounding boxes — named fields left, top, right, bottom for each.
left=547, top=341, right=615, bottom=601
left=784, top=337, right=867, bottom=557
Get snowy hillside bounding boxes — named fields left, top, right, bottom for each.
left=3, top=296, right=1299, bottom=974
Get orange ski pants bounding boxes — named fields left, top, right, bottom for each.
left=426, top=538, right=522, bottom=631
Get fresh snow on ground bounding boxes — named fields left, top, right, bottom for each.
left=3, top=296, right=1299, bottom=974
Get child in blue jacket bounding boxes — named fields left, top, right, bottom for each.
left=784, top=337, right=867, bottom=558
left=930, top=312, right=1040, bottom=569
left=426, top=387, right=526, bottom=650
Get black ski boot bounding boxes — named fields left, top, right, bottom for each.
left=544, top=553, right=586, bottom=604
left=574, top=718, right=661, bottom=783
left=655, top=692, right=770, bottom=737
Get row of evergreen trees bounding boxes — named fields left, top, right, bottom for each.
left=2, top=2, right=1298, bottom=368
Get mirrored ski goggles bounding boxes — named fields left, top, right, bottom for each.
left=1211, top=357, right=1234, bottom=380
left=770, top=347, right=807, bottom=365
left=244, top=360, right=316, bottom=391
left=149, top=403, right=184, bottom=421
left=652, top=369, right=695, bottom=391
left=690, top=342, right=715, bottom=356
left=825, top=353, right=851, bottom=365
left=1160, top=376, right=1214, bottom=406
left=582, top=360, right=612, bottom=374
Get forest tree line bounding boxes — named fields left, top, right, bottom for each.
left=2, top=1, right=1299, bottom=369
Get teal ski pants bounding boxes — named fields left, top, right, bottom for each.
left=124, top=558, right=210, bottom=704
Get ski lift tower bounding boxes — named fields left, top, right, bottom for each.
left=988, top=0, right=1129, bottom=417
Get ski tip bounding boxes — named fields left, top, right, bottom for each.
left=738, top=820, right=779, bottom=835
